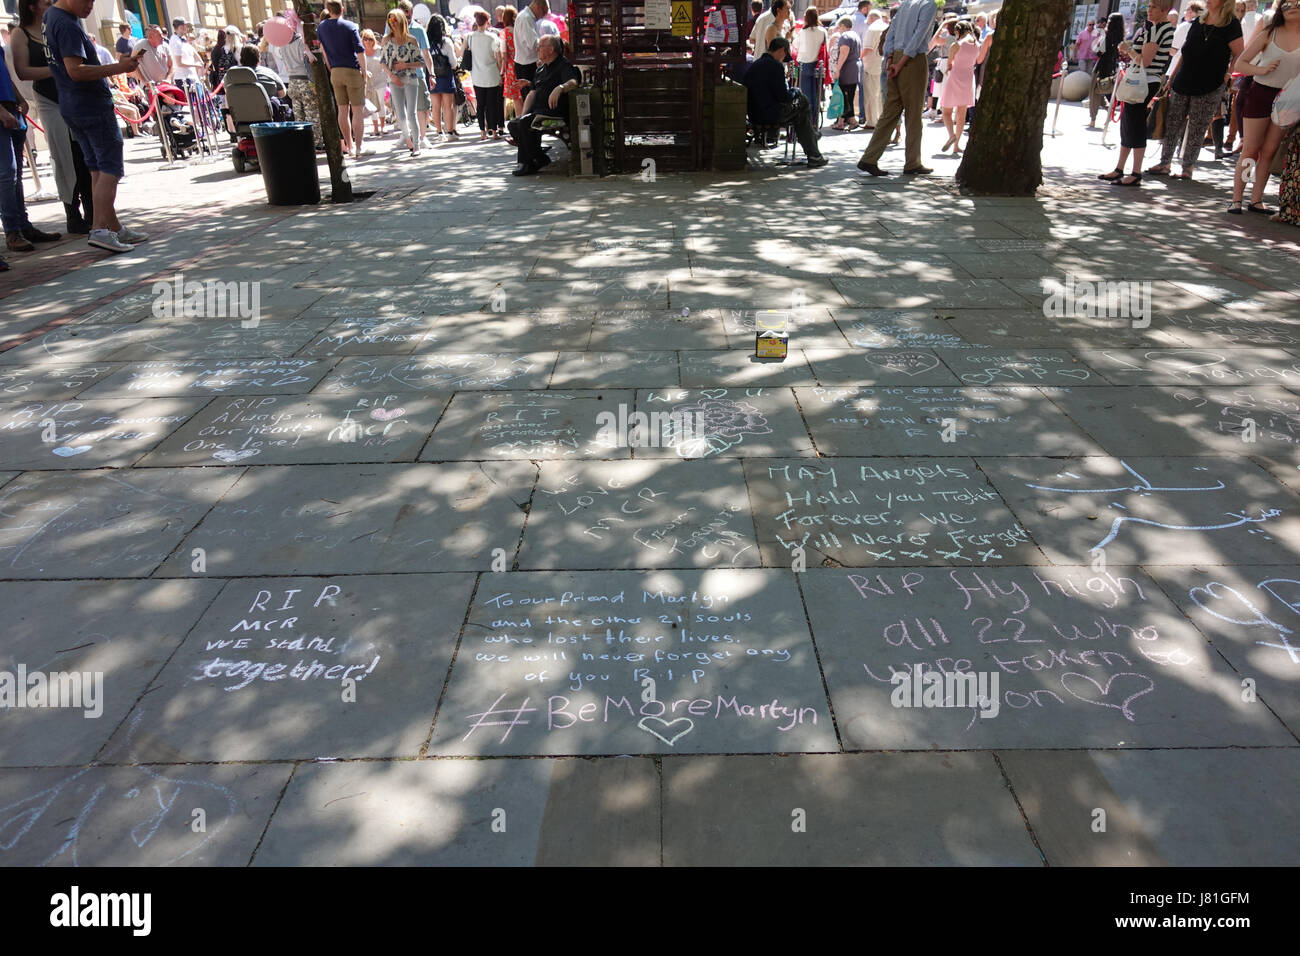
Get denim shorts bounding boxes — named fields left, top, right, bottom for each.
left=65, top=109, right=125, bottom=179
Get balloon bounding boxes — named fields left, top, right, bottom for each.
left=449, top=0, right=468, bottom=14
left=263, top=16, right=293, bottom=47
left=413, top=3, right=432, bottom=25
left=282, top=9, right=301, bottom=30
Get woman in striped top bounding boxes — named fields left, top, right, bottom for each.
left=1099, top=0, right=1176, bottom=186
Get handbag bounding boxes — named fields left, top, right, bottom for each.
left=460, top=45, right=472, bottom=73
left=1116, top=63, right=1150, bottom=104
left=826, top=81, right=843, bottom=121
left=453, top=71, right=466, bottom=107
left=1147, top=87, right=1169, bottom=139
left=1273, top=75, right=1300, bottom=128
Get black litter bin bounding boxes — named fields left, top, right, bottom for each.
left=250, top=122, right=320, bottom=205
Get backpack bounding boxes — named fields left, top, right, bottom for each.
left=432, top=42, right=452, bottom=78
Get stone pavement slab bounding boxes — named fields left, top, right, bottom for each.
left=155, top=462, right=535, bottom=576
left=631, top=388, right=816, bottom=459
left=1162, top=312, right=1300, bottom=349
left=295, top=315, right=441, bottom=357
left=802, top=566, right=1293, bottom=750
left=0, top=397, right=205, bottom=470
left=0, top=578, right=223, bottom=766
left=417, top=311, right=595, bottom=352
left=937, top=348, right=1104, bottom=386
left=551, top=351, right=680, bottom=388
left=998, top=749, right=1300, bottom=865
left=942, top=310, right=1184, bottom=348
left=661, top=753, right=1040, bottom=865
left=140, top=393, right=449, bottom=466
left=1078, top=348, right=1300, bottom=387
left=679, top=349, right=818, bottom=387
left=0, top=323, right=165, bottom=365
left=0, top=364, right=124, bottom=400
left=804, top=349, right=963, bottom=385
left=795, top=386, right=1103, bottom=457
left=0, top=469, right=242, bottom=578
left=519, top=459, right=758, bottom=569
left=0, top=763, right=291, bottom=866
left=709, top=308, right=851, bottom=350
left=590, top=312, right=725, bottom=351
left=98, top=318, right=331, bottom=362
left=110, top=574, right=475, bottom=762
left=253, top=757, right=660, bottom=865
left=833, top=277, right=1030, bottom=310
left=1145, top=564, right=1300, bottom=735
left=431, top=570, right=834, bottom=756
left=421, top=390, right=630, bottom=461
left=745, top=458, right=1040, bottom=568
left=830, top=310, right=970, bottom=350
left=79, top=358, right=333, bottom=397
left=980, top=456, right=1300, bottom=567
left=314, top=353, right=557, bottom=393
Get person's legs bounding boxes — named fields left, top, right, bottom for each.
left=392, top=83, right=414, bottom=147
left=509, top=113, right=545, bottom=167
left=0, top=123, right=28, bottom=236
left=1251, top=120, right=1286, bottom=206
left=491, top=86, right=504, bottom=133
left=952, top=105, right=968, bottom=152
left=1234, top=116, right=1268, bottom=203
left=1180, top=91, right=1218, bottom=172
left=860, top=55, right=905, bottom=166
left=89, top=170, right=122, bottom=233
left=440, top=93, right=456, bottom=135
left=350, top=105, right=365, bottom=152
left=898, top=53, right=927, bottom=169
left=841, top=83, right=857, bottom=125
left=941, top=106, right=956, bottom=147
left=476, top=86, right=489, bottom=134
left=336, top=101, right=354, bottom=152
left=776, top=94, right=822, bottom=160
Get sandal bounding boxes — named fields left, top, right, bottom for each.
left=1146, top=163, right=1171, bottom=175
left=1248, top=202, right=1275, bottom=215
left=1098, top=167, right=1123, bottom=181
left=1116, top=173, right=1142, bottom=186
left=1227, top=202, right=1244, bottom=214
left=1176, top=168, right=1193, bottom=179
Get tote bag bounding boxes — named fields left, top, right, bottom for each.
left=826, top=82, right=844, bottom=120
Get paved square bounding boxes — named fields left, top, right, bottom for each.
left=431, top=570, right=835, bottom=755
left=315, top=353, right=556, bottom=393
left=80, top=358, right=333, bottom=397
left=631, top=388, right=815, bottom=459
left=0, top=397, right=205, bottom=470
left=0, top=363, right=123, bottom=400
left=422, top=389, right=631, bottom=460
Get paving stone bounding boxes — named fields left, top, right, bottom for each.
left=156, top=462, right=534, bottom=575
left=999, top=749, right=1300, bottom=865
left=0, top=363, right=125, bottom=400
left=0, top=469, right=242, bottom=578
left=943, top=310, right=1184, bottom=348
left=630, top=387, right=815, bottom=459
left=1042, top=385, right=1300, bottom=456
left=253, top=757, right=660, bottom=865
left=0, top=763, right=291, bottom=866
left=679, top=349, right=818, bottom=387
left=296, top=315, right=441, bottom=357
left=589, top=312, right=725, bottom=351
left=937, top=348, right=1104, bottom=386
left=1078, top=348, right=1300, bottom=387
left=503, top=278, right=668, bottom=311
left=802, top=566, right=1293, bottom=749
left=140, top=393, right=450, bottom=466
left=805, top=349, right=962, bottom=385
left=551, top=351, right=680, bottom=387
left=78, top=358, right=333, bottom=397
left=420, top=311, right=595, bottom=351
left=796, top=386, right=1102, bottom=457
left=830, top=309, right=971, bottom=349
left=980, top=455, right=1300, bottom=566
left=946, top=253, right=1059, bottom=279
left=101, top=317, right=331, bottom=361
left=745, top=458, right=1040, bottom=568
left=1162, top=312, right=1300, bottom=348
left=0, top=579, right=222, bottom=766
left=669, top=276, right=845, bottom=314
left=431, top=570, right=834, bottom=755
left=879, top=220, right=1024, bottom=240
left=314, top=353, right=557, bottom=393
left=1145, top=564, right=1300, bottom=736
left=0, top=323, right=165, bottom=365
left=519, top=459, right=759, bottom=569
left=422, top=390, right=631, bottom=461
left=833, top=277, right=1029, bottom=310
left=701, top=308, right=848, bottom=350
left=661, top=753, right=1041, bottom=865
left=0, top=397, right=205, bottom=470
left=110, top=573, right=474, bottom=761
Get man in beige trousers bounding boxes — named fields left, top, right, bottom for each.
left=857, top=0, right=938, bottom=177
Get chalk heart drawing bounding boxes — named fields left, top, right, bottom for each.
left=637, top=716, right=694, bottom=746
left=1057, top=368, right=1091, bottom=381
left=51, top=446, right=92, bottom=457
left=1060, top=671, right=1154, bottom=722
left=867, top=351, right=940, bottom=377
left=370, top=406, right=405, bottom=421
left=699, top=388, right=728, bottom=400
left=212, top=449, right=261, bottom=463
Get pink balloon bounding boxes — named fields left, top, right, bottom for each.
left=263, top=17, right=293, bottom=46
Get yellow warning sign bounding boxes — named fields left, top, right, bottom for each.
left=671, top=1, right=692, bottom=36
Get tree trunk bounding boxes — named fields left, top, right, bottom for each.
left=955, top=0, right=1074, bottom=195
left=291, top=1, right=353, bottom=203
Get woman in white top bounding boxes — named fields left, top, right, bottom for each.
left=467, top=10, right=505, bottom=139
left=1230, top=0, right=1300, bottom=213
left=795, top=8, right=827, bottom=113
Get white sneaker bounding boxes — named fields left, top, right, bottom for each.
left=118, top=225, right=149, bottom=244
left=420, top=137, right=434, bottom=149
left=89, top=229, right=134, bottom=254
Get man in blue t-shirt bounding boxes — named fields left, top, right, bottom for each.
left=317, top=0, right=369, bottom=158
left=44, top=0, right=149, bottom=254
left=0, top=45, right=62, bottom=271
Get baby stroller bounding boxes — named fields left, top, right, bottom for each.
left=154, top=81, right=199, bottom=160
left=220, top=67, right=273, bottom=174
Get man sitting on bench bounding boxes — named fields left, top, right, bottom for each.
left=744, top=36, right=827, bottom=168
left=507, top=34, right=580, bottom=176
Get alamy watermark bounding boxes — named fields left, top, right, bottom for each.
left=152, top=272, right=262, bottom=326
left=890, top=665, right=1000, bottom=719
left=594, top=404, right=706, bottom=448
left=0, top=666, right=103, bottom=718
left=1042, top=274, right=1151, bottom=328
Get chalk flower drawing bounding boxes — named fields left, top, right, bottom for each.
left=1024, top=460, right=1283, bottom=551
left=668, top=399, right=772, bottom=459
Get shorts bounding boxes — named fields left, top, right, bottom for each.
left=64, top=109, right=124, bottom=179
left=1241, top=78, right=1282, bottom=119
left=432, top=73, right=455, bottom=95
left=414, top=75, right=432, bottom=112
left=330, top=67, right=366, bottom=106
